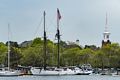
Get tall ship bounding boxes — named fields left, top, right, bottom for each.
left=31, top=10, right=65, bottom=76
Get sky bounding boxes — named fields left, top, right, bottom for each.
left=0, top=0, right=120, bottom=47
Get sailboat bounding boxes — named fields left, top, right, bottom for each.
left=31, top=11, right=63, bottom=76
left=31, top=9, right=76, bottom=76
left=0, top=24, right=20, bottom=76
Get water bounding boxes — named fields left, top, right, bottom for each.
left=0, top=75, right=120, bottom=80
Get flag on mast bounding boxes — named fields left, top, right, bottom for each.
left=57, top=8, right=61, bottom=20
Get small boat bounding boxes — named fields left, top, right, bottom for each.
left=75, top=64, right=93, bottom=75
left=0, top=68, right=20, bottom=76
left=0, top=24, right=20, bottom=76
left=75, top=69, right=92, bottom=75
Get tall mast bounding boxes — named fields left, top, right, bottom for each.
left=8, top=24, right=10, bottom=71
left=57, top=24, right=60, bottom=68
left=43, top=11, right=47, bottom=70
left=56, top=8, right=61, bottom=68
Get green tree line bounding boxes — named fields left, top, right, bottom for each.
left=1, top=37, right=120, bottom=69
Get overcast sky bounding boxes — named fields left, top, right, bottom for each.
left=0, top=0, right=120, bottom=46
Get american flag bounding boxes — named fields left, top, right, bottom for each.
left=57, top=8, right=61, bottom=20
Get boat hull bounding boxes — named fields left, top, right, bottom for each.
left=31, top=69, right=62, bottom=76
left=0, top=71, right=20, bottom=76
left=75, top=70, right=93, bottom=75
left=31, top=67, right=75, bottom=76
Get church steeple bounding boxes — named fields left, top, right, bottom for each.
left=102, top=13, right=111, bottom=46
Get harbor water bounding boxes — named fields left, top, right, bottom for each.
left=0, top=75, right=120, bottom=80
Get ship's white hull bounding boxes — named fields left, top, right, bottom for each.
left=75, top=70, right=93, bottom=75
left=0, top=70, right=20, bottom=76
left=75, top=69, right=93, bottom=75
left=31, top=67, right=75, bottom=76
left=31, top=67, right=93, bottom=76
left=74, top=67, right=93, bottom=75
left=63, top=69, right=75, bottom=75
left=31, top=68, right=62, bottom=76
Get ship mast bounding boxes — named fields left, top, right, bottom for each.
left=8, top=24, right=10, bottom=71
left=56, top=8, right=61, bottom=68
left=43, top=11, right=47, bottom=70
left=57, top=23, right=60, bottom=68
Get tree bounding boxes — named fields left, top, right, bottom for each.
left=93, top=50, right=108, bottom=69
left=20, top=46, right=43, bottom=67
left=79, top=48, right=94, bottom=65
left=31, top=37, right=43, bottom=47
left=9, top=47, right=22, bottom=68
left=6, top=41, right=19, bottom=48
left=0, top=42, right=7, bottom=65
left=61, top=48, right=81, bottom=66
left=100, top=43, right=120, bottom=68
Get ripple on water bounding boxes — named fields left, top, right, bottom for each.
left=0, top=75, right=120, bottom=80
